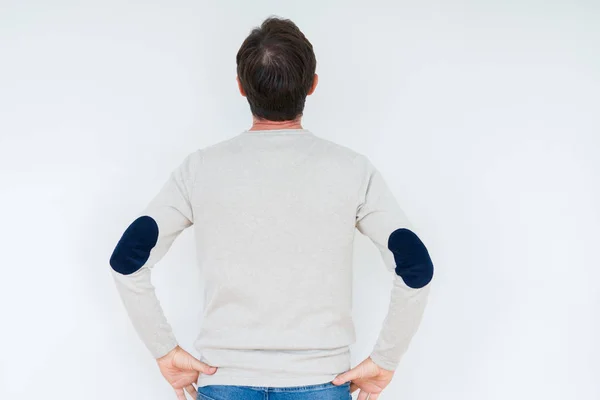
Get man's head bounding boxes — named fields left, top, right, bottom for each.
left=236, top=17, right=318, bottom=122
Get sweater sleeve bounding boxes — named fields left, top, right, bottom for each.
left=109, top=153, right=196, bottom=359
left=355, top=156, right=434, bottom=371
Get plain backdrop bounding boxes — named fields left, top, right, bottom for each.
left=0, top=1, right=598, bottom=399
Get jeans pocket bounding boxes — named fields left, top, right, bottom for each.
left=196, top=390, right=218, bottom=400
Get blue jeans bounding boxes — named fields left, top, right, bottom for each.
left=197, top=381, right=351, bottom=400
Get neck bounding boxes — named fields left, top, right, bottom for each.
left=249, top=116, right=303, bottom=131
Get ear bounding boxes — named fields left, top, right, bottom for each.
left=236, top=76, right=246, bottom=97
left=307, top=73, right=319, bottom=95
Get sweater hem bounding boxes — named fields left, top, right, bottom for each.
left=196, top=372, right=340, bottom=388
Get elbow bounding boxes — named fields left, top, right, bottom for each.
left=388, top=228, right=434, bottom=289
left=110, top=215, right=159, bottom=275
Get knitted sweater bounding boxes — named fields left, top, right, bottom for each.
left=109, top=128, right=433, bottom=388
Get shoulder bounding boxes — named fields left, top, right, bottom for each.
left=312, top=135, right=362, bottom=159
left=309, top=135, right=374, bottom=170
left=319, top=138, right=382, bottom=186
left=177, top=134, right=241, bottom=170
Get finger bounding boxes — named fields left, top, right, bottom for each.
left=332, top=368, right=361, bottom=385
left=358, top=390, right=370, bottom=400
left=190, top=358, right=218, bottom=375
left=174, top=388, right=187, bottom=400
left=369, top=393, right=380, bottom=400
left=185, top=385, right=197, bottom=399
left=350, top=382, right=359, bottom=393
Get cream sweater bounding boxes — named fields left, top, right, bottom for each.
left=109, top=128, right=433, bottom=387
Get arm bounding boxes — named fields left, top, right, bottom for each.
left=109, top=152, right=216, bottom=399
left=333, top=156, right=434, bottom=396
left=355, top=157, right=434, bottom=371
left=109, top=154, right=195, bottom=358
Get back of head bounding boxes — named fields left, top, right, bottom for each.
left=236, top=17, right=317, bottom=122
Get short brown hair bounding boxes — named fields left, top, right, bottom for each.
left=236, top=17, right=317, bottom=121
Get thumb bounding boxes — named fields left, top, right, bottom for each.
left=332, top=367, right=360, bottom=385
left=189, top=357, right=218, bottom=375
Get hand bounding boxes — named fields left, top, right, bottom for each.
left=331, top=357, right=394, bottom=399
left=157, top=346, right=218, bottom=400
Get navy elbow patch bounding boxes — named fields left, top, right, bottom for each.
left=109, top=216, right=159, bottom=275
left=388, top=228, right=433, bottom=289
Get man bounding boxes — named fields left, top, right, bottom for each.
left=110, top=17, right=433, bottom=400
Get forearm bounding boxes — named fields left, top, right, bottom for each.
left=370, top=275, right=431, bottom=370
left=112, top=267, right=178, bottom=359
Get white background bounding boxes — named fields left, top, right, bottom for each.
left=1, top=1, right=598, bottom=399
